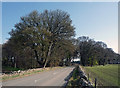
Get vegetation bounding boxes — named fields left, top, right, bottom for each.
left=2, top=66, right=24, bottom=72
left=82, top=64, right=119, bottom=86
left=67, top=66, right=80, bottom=86
left=2, top=9, right=75, bottom=69
left=75, top=36, right=120, bottom=66
left=2, top=67, right=62, bottom=81
left=2, top=9, right=120, bottom=72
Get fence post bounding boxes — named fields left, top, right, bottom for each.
left=95, top=78, right=97, bottom=88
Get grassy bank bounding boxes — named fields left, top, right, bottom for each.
left=2, top=67, right=63, bottom=81
left=82, top=64, right=119, bottom=86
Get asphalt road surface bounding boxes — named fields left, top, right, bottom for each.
left=2, top=67, right=74, bottom=86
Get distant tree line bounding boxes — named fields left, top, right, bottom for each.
left=2, top=9, right=120, bottom=70
left=75, top=36, right=120, bottom=66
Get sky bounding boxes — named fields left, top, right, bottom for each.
left=2, top=2, right=118, bottom=53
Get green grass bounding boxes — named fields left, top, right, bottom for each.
left=2, top=66, right=24, bottom=71
left=67, top=66, right=80, bottom=87
left=82, top=64, right=119, bottom=86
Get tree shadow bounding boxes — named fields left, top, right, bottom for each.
left=62, top=67, right=75, bottom=87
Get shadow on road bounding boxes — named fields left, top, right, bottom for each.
left=62, top=66, right=75, bottom=87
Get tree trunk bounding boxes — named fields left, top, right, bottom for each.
left=14, top=57, right=16, bottom=68
left=43, top=42, right=53, bottom=68
left=34, top=49, right=43, bottom=67
left=14, top=62, right=16, bottom=68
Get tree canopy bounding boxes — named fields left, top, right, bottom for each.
left=76, top=36, right=119, bottom=66
left=2, top=9, right=75, bottom=69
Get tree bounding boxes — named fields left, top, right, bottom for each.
left=5, top=9, right=75, bottom=68
left=76, top=36, right=118, bottom=66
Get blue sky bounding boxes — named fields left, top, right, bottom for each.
left=2, top=2, right=118, bottom=53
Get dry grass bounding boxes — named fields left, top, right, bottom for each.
left=2, top=67, right=63, bottom=81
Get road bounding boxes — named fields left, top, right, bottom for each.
left=2, top=67, right=74, bottom=86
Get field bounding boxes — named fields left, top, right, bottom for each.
left=82, top=64, right=119, bottom=86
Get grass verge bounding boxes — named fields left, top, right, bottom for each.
left=67, top=66, right=80, bottom=87
left=81, top=64, right=119, bottom=87
left=2, top=67, right=63, bottom=81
